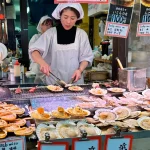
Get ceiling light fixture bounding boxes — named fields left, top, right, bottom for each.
left=6, top=0, right=11, bottom=3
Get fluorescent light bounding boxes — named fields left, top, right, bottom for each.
left=27, top=7, right=30, bottom=13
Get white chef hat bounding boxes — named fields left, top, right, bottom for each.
left=52, top=3, right=84, bottom=20
left=37, top=15, right=52, bottom=33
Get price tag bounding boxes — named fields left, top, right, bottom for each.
left=72, top=137, right=101, bottom=150
left=104, top=22, right=130, bottom=38
left=104, top=135, right=133, bottom=150
left=38, top=141, right=69, bottom=150
left=0, top=136, right=26, bottom=150
left=54, top=0, right=108, bottom=4
left=137, top=23, right=150, bottom=36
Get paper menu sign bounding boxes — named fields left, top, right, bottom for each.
left=54, top=0, right=108, bottom=4
left=0, top=136, right=26, bottom=150
left=104, top=135, right=133, bottom=150
left=104, top=0, right=135, bottom=38
left=72, top=137, right=101, bottom=150
left=38, top=142, right=69, bottom=150
left=137, top=0, right=150, bottom=36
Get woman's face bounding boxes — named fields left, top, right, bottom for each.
left=60, top=9, right=78, bottom=30
left=41, top=23, right=52, bottom=33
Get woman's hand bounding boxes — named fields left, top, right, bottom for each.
left=71, top=69, right=82, bottom=82
left=40, top=61, right=51, bottom=76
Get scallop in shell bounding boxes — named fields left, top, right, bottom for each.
left=56, top=121, right=79, bottom=138
left=101, top=127, right=116, bottom=135
left=113, top=107, right=131, bottom=120
left=137, top=116, right=150, bottom=130
left=94, top=109, right=118, bottom=123
left=129, top=111, right=141, bottom=119
left=77, top=121, right=101, bottom=136
left=123, top=119, right=139, bottom=128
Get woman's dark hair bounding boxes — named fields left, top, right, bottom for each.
left=54, top=7, right=83, bottom=26
left=42, top=18, right=53, bottom=26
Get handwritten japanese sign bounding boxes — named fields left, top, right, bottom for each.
left=54, top=0, right=108, bottom=4
left=72, top=137, right=101, bottom=150
left=104, top=0, right=135, bottom=38
left=137, top=0, right=150, bottom=36
left=0, top=136, right=25, bottom=150
left=105, top=22, right=129, bottom=38
left=38, top=142, right=69, bottom=150
left=104, top=135, right=133, bottom=150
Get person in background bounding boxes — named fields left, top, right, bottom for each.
left=29, top=15, right=53, bottom=83
left=29, top=4, right=93, bottom=85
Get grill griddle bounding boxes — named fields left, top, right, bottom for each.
left=10, top=85, right=92, bottom=99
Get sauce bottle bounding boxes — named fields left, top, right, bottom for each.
left=14, top=60, right=20, bottom=83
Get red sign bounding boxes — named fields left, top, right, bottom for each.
left=72, top=136, right=101, bottom=150
left=104, top=135, right=133, bottom=150
left=38, top=141, right=69, bottom=150
left=54, top=0, right=108, bottom=4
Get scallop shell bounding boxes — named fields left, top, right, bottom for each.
left=0, top=119, right=7, bottom=128
left=113, top=106, right=131, bottom=120
left=107, top=88, right=126, bottom=93
left=51, top=110, right=71, bottom=119
left=138, top=116, right=150, bottom=130
left=123, top=119, right=139, bottom=128
left=86, top=117, right=100, bottom=124
left=94, top=109, right=118, bottom=123
left=142, top=89, right=150, bottom=100
left=123, top=92, right=143, bottom=100
left=47, top=85, right=64, bottom=92
left=101, top=127, right=116, bottom=135
left=129, top=111, right=141, bottom=119
left=66, top=107, right=90, bottom=117
left=36, top=124, right=59, bottom=140
left=56, top=121, right=79, bottom=138
left=89, top=88, right=107, bottom=96
left=68, top=86, right=84, bottom=92
left=77, top=121, right=101, bottom=136
left=9, top=119, right=26, bottom=126
left=110, top=121, right=128, bottom=128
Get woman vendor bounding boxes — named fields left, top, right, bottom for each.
left=29, top=3, right=93, bottom=85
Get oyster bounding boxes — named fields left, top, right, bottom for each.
left=9, top=119, right=26, bottom=126
left=5, top=124, right=20, bottom=132
left=113, top=107, right=131, bottom=120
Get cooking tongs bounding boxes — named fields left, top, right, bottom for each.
left=49, top=72, right=67, bottom=87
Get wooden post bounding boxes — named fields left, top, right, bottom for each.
left=112, top=37, right=128, bottom=80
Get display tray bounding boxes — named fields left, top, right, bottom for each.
left=9, top=85, right=92, bottom=99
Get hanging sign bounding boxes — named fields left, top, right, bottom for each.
left=137, top=0, right=150, bottom=36
left=0, top=136, right=26, bottom=150
left=54, top=0, right=108, bottom=4
left=104, top=135, right=133, bottom=150
left=38, top=141, right=69, bottom=150
left=104, top=0, right=135, bottom=38
left=72, top=136, right=101, bottom=150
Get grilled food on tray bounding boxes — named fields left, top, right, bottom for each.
left=9, top=119, right=26, bottom=126
left=47, top=85, right=64, bottom=92
left=68, top=86, right=83, bottom=92
left=67, top=106, right=90, bottom=117
left=0, top=112, right=16, bottom=121
left=0, top=119, right=7, bottom=128
left=51, top=107, right=71, bottom=119
left=14, top=127, right=34, bottom=136
left=5, top=124, right=20, bottom=132
left=30, top=107, right=51, bottom=120
left=0, top=129, right=7, bottom=139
